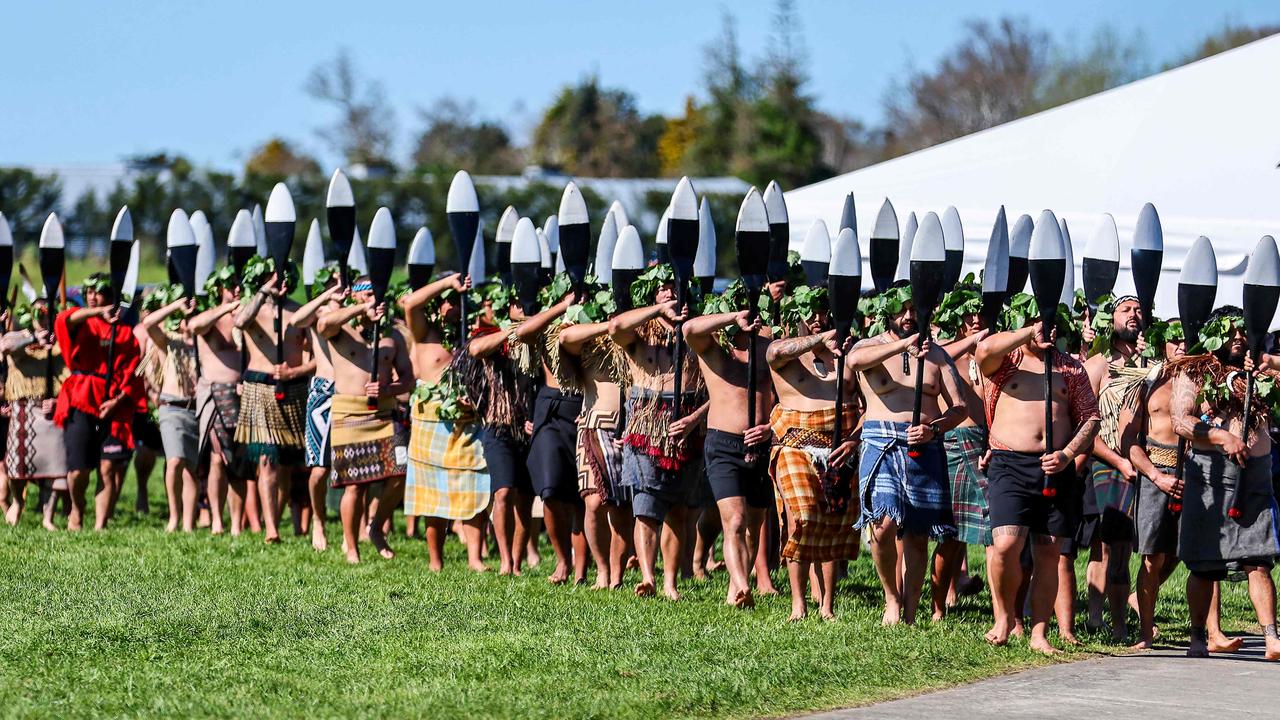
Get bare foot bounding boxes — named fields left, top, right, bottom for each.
left=1030, top=636, right=1061, bottom=655
left=1011, top=621, right=1026, bottom=639
left=311, top=526, right=328, bottom=552
left=42, top=518, right=59, bottom=532
left=1187, top=634, right=1209, bottom=658
left=755, top=583, right=780, bottom=597
left=428, top=558, right=443, bottom=572
left=527, top=551, right=542, bottom=568
left=592, top=578, right=610, bottom=590
left=5, top=504, right=18, bottom=526
left=985, top=621, right=1011, bottom=646
left=634, top=582, right=656, bottom=598
left=263, top=534, right=281, bottom=545
left=165, top=519, right=178, bottom=533
left=367, top=524, right=394, bottom=560
left=1264, top=636, right=1280, bottom=661
left=788, top=607, right=807, bottom=622
left=626, top=556, right=639, bottom=571
left=1208, top=634, right=1244, bottom=653
left=548, top=564, right=570, bottom=585
left=731, top=589, right=755, bottom=610
left=468, top=559, right=489, bottom=573
left=1130, top=634, right=1156, bottom=651
left=1111, top=626, right=1129, bottom=645
left=1059, top=632, right=1083, bottom=647
left=498, top=561, right=512, bottom=576
left=345, top=547, right=360, bottom=564
left=882, top=604, right=902, bottom=626
left=663, top=584, right=682, bottom=602
left=820, top=609, right=836, bottom=622
left=705, top=559, right=725, bottom=574
left=693, top=569, right=708, bottom=581
left=932, top=610, right=946, bottom=622
left=211, top=526, right=224, bottom=536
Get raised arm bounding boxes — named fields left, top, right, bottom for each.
left=609, top=301, right=681, bottom=348
left=765, top=330, right=833, bottom=370
left=559, top=321, right=611, bottom=356
left=468, top=324, right=511, bottom=359
left=233, top=276, right=276, bottom=330
left=290, top=284, right=343, bottom=330
left=847, top=332, right=919, bottom=371
left=513, top=296, right=573, bottom=344
left=942, top=329, right=988, bottom=361
left=401, top=274, right=468, bottom=343
left=976, top=325, right=1037, bottom=376
left=65, top=305, right=112, bottom=329
left=189, top=301, right=237, bottom=336
left=317, top=300, right=373, bottom=339
left=138, top=297, right=191, bottom=351
left=683, top=310, right=752, bottom=355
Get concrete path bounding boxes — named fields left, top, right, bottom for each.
left=809, top=638, right=1279, bottom=719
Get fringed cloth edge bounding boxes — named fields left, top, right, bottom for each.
left=1166, top=353, right=1279, bottom=443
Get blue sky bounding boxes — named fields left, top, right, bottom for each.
left=2, top=0, right=1276, bottom=170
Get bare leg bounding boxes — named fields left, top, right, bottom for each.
left=717, top=497, right=753, bottom=607
left=461, top=513, right=489, bottom=572
left=1186, top=574, right=1214, bottom=657
left=541, top=498, right=573, bottom=584
left=819, top=561, right=838, bottom=619
left=900, top=532, right=930, bottom=624
left=492, top=487, right=516, bottom=575
left=207, top=456, right=228, bottom=535
left=1029, top=537, right=1063, bottom=655
left=607, top=504, right=634, bottom=588
left=308, top=466, right=328, bottom=551
left=93, top=461, right=114, bottom=531
left=1133, top=553, right=1168, bottom=649
left=4, top=478, right=25, bottom=526
left=1085, top=538, right=1106, bottom=631
left=697, top=507, right=723, bottom=576
left=583, top=493, right=612, bottom=589
left=368, top=476, right=403, bottom=560
left=1056, top=552, right=1081, bottom=645
left=257, top=460, right=281, bottom=543
left=512, top=492, right=533, bottom=575
left=869, top=517, right=904, bottom=624
left=44, top=486, right=66, bottom=531
left=633, top=514, right=661, bottom=597
left=1105, top=539, right=1133, bottom=642
left=133, top=445, right=155, bottom=514
left=986, top=527, right=1026, bottom=645
left=339, top=484, right=367, bottom=563
left=661, top=505, right=687, bottom=601
left=227, top=478, right=247, bottom=536
left=1207, top=582, right=1244, bottom=652
left=931, top=538, right=965, bottom=621
left=787, top=560, right=810, bottom=621
left=753, top=511, right=780, bottom=596
left=526, top=515, right=543, bottom=567
left=423, top=517, right=446, bottom=571
left=67, top=469, right=89, bottom=531
left=244, top=478, right=262, bottom=533
left=180, top=461, right=198, bottom=533
left=570, top=502, right=588, bottom=584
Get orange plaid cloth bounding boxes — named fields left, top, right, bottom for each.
left=769, top=404, right=860, bottom=563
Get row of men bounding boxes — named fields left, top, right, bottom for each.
left=1, top=262, right=1277, bottom=658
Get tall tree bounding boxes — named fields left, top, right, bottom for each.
left=1169, top=22, right=1280, bottom=67
left=683, top=11, right=756, bottom=177
left=411, top=97, right=522, bottom=174
left=245, top=138, right=322, bottom=179
left=305, top=49, right=397, bottom=170
left=656, top=97, right=703, bottom=177
left=531, top=76, right=663, bottom=177
left=1037, top=27, right=1148, bottom=112
left=0, top=167, right=61, bottom=245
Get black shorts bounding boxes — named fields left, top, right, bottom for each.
left=481, top=431, right=533, bottom=495
left=527, top=387, right=584, bottom=503
left=133, top=413, right=162, bottom=452
left=704, top=429, right=772, bottom=509
left=64, top=407, right=133, bottom=472
left=987, top=450, right=1076, bottom=539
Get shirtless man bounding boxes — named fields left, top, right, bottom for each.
left=1081, top=296, right=1144, bottom=641
left=401, top=273, right=491, bottom=572
left=977, top=320, right=1100, bottom=653
left=190, top=272, right=252, bottom=535
left=289, top=276, right=346, bottom=550
left=935, top=309, right=992, bottom=620
left=137, top=294, right=200, bottom=532
left=766, top=305, right=860, bottom=620
left=685, top=304, right=774, bottom=608
left=233, top=262, right=313, bottom=544
left=317, top=279, right=414, bottom=563
left=609, top=271, right=707, bottom=601
left=1120, top=325, right=1241, bottom=652
left=559, top=302, right=634, bottom=589
left=848, top=296, right=964, bottom=625
left=1170, top=307, right=1280, bottom=660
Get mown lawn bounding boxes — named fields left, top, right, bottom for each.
left=0, top=473, right=1263, bottom=719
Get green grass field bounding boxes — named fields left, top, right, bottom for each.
left=0, top=472, right=1264, bottom=719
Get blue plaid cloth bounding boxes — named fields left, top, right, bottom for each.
left=857, top=420, right=956, bottom=539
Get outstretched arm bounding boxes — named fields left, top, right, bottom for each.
left=765, top=330, right=833, bottom=370
left=401, top=274, right=468, bottom=343
left=317, top=301, right=373, bottom=339
left=942, top=330, right=987, bottom=361
left=847, top=332, right=919, bottom=371
left=683, top=310, right=753, bottom=355
left=468, top=326, right=510, bottom=359
left=609, top=301, right=682, bottom=348
left=290, top=284, right=343, bottom=330
left=189, top=301, right=238, bottom=336
left=514, top=296, right=573, bottom=344
left=929, top=352, right=969, bottom=434
left=976, top=326, right=1037, bottom=376
left=138, top=297, right=192, bottom=351
left=559, top=321, right=611, bottom=356
left=233, top=276, right=275, bottom=330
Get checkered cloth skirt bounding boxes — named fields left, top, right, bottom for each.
left=768, top=405, right=860, bottom=563
left=404, top=397, right=489, bottom=519
left=944, top=425, right=990, bottom=546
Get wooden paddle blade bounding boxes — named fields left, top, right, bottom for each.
left=1028, top=210, right=1066, bottom=324
left=668, top=177, right=699, bottom=284
left=1131, top=202, right=1164, bottom=322
left=762, top=181, right=789, bottom=281
left=1008, top=214, right=1033, bottom=295
left=447, top=170, right=480, bottom=270
left=1081, top=213, right=1119, bottom=308
left=830, top=227, right=862, bottom=342
left=869, top=198, right=899, bottom=293
left=1242, top=234, right=1280, bottom=355
left=1177, top=236, right=1218, bottom=346
left=839, top=193, right=857, bottom=235
left=693, top=198, right=716, bottom=285
left=265, top=183, right=297, bottom=271
left=511, top=217, right=543, bottom=313
left=367, top=207, right=397, bottom=303
left=800, top=219, right=832, bottom=288
left=611, top=225, right=646, bottom=312
left=941, top=206, right=965, bottom=292
left=909, top=213, right=947, bottom=323
left=895, top=211, right=917, bottom=283
left=167, top=209, right=199, bottom=297
left=981, top=207, right=1009, bottom=328
left=557, top=182, right=591, bottom=287
left=735, top=188, right=770, bottom=291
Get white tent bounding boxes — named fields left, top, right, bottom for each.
left=785, top=34, right=1280, bottom=325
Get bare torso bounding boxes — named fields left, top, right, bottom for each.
left=987, top=353, right=1077, bottom=453
left=694, top=336, right=774, bottom=433
left=328, top=321, right=402, bottom=396
left=855, top=333, right=948, bottom=423
left=244, top=299, right=306, bottom=374
left=771, top=347, right=857, bottom=412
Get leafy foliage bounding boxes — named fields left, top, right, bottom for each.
left=933, top=275, right=982, bottom=339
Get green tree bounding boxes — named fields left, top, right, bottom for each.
left=531, top=76, right=663, bottom=177
left=1168, top=22, right=1279, bottom=67
left=245, top=138, right=323, bottom=179
left=411, top=97, right=522, bottom=175
left=305, top=49, right=397, bottom=170
left=0, top=167, right=61, bottom=246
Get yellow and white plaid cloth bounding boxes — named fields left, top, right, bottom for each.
left=404, top=396, right=489, bottom=519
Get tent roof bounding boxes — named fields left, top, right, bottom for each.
left=786, top=34, right=1280, bottom=325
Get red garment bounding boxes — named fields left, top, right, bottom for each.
left=53, top=308, right=143, bottom=448
left=983, top=347, right=1099, bottom=452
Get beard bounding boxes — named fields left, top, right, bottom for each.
left=1214, top=345, right=1246, bottom=369
left=1114, top=326, right=1140, bottom=342
left=889, top=319, right=916, bottom=338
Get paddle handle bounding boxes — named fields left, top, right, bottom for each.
left=1042, top=347, right=1057, bottom=497
left=833, top=350, right=845, bottom=449
left=367, top=321, right=382, bottom=410
left=1224, top=372, right=1255, bottom=521
left=907, top=333, right=927, bottom=458
left=43, top=304, right=53, bottom=399
left=1168, top=437, right=1187, bottom=514
left=459, top=292, right=469, bottom=345
left=671, top=323, right=685, bottom=421
left=274, top=303, right=285, bottom=401
left=746, top=330, right=758, bottom=432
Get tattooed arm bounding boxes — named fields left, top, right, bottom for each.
left=233, top=280, right=273, bottom=330
left=846, top=332, right=919, bottom=371
left=1169, top=371, right=1248, bottom=464
left=765, top=330, right=833, bottom=370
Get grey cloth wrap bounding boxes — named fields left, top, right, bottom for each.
left=1134, top=461, right=1179, bottom=556
left=1178, top=449, right=1280, bottom=573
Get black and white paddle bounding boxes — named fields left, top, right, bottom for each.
left=762, top=181, right=789, bottom=283
left=365, top=208, right=397, bottom=408
left=1081, top=214, right=1120, bottom=315
left=981, top=207, right=1009, bottom=330
left=447, top=171, right=480, bottom=342
left=869, top=199, right=899, bottom=293
left=694, top=198, right=716, bottom=295
left=668, top=177, right=699, bottom=421
left=907, top=212, right=947, bottom=458
left=736, top=187, right=771, bottom=444
left=1029, top=210, right=1067, bottom=497
left=1232, top=235, right=1280, bottom=520
left=265, top=183, right=297, bottom=400
left=1008, top=214, right=1034, bottom=296
left=326, top=168, right=356, bottom=289
left=1171, top=235, right=1218, bottom=513
left=941, top=206, right=965, bottom=293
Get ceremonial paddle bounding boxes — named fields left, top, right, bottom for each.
left=941, top=206, right=965, bottom=293
left=407, top=228, right=436, bottom=291
left=869, top=200, right=899, bottom=293
left=895, top=211, right=917, bottom=284
left=736, top=188, right=770, bottom=444
left=365, top=208, right=398, bottom=409
left=981, top=207, right=1010, bottom=331
left=495, top=206, right=518, bottom=285
left=1131, top=203, right=1164, bottom=367
left=1081, top=214, right=1120, bottom=321
left=654, top=209, right=670, bottom=265
left=302, top=219, right=327, bottom=298
left=694, top=198, right=716, bottom=295
left=227, top=210, right=257, bottom=279
left=907, top=213, right=946, bottom=458
left=830, top=226, right=862, bottom=458
left=167, top=209, right=199, bottom=299
left=447, top=171, right=480, bottom=343
left=762, top=181, right=789, bottom=283
left=511, top=218, right=543, bottom=317
left=800, top=220, right=831, bottom=288
left=668, top=177, right=700, bottom=421
left=1008, top=214, right=1033, bottom=296
left=557, top=182, right=591, bottom=297
left=611, top=224, right=646, bottom=440
left=103, top=239, right=140, bottom=442
left=0, top=213, right=13, bottom=313
left=1231, top=235, right=1280, bottom=521
left=1171, top=236, right=1218, bottom=514
left=38, top=214, right=65, bottom=399
left=264, top=183, right=297, bottom=401
left=326, top=169, right=356, bottom=289
left=594, top=211, right=619, bottom=287
left=192, top=211, right=216, bottom=299
left=1028, top=210, right=1067, bottom=497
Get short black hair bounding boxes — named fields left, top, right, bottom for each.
left=1208, top=305, right=1243, bottom=322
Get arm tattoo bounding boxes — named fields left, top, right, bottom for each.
left=1169, top=373, right=1213, bottom=440
left=1064, top=418, right=1100, bottom=458
left=766, top=333, right=826, bottom=365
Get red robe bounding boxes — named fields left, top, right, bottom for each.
left=53, top=308, right=144, bottom=447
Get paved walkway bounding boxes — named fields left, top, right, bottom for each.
left=809, top=638, right=1279, bottom=719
